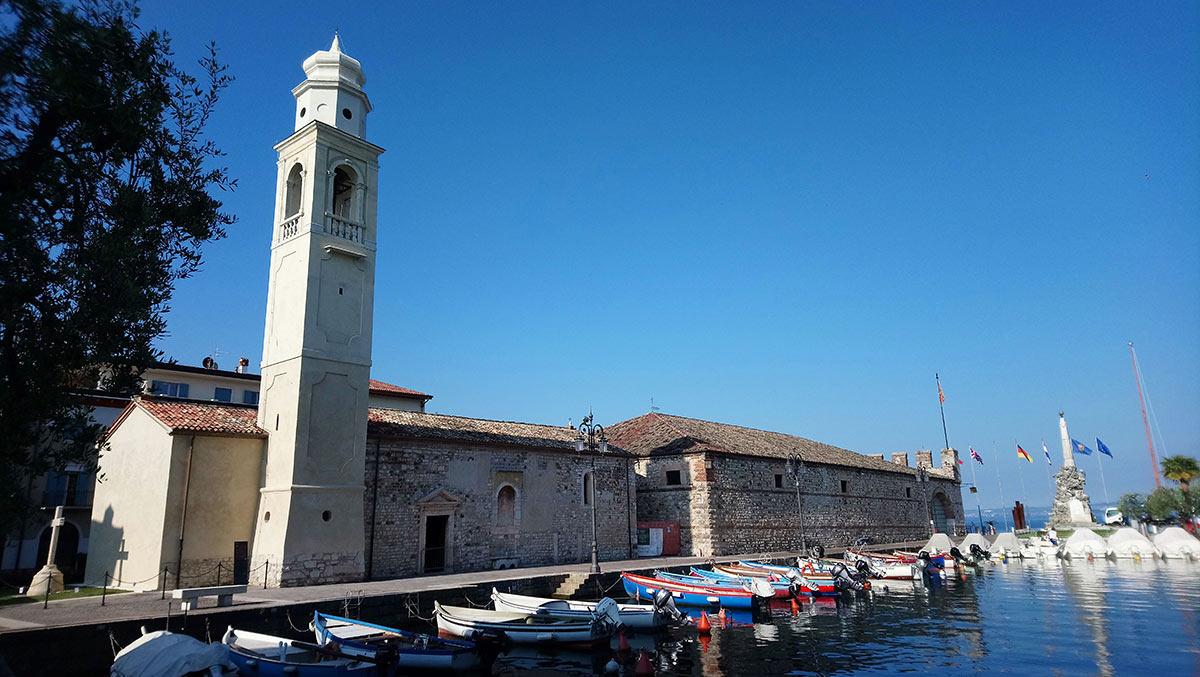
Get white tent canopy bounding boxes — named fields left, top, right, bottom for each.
left=111, top=631, right=234, bottom=677
left=991, top=532, right=1024, bottom=556
left=1107, top=528, right=1160, bottom=559
left=958, top=533, right=991, bottom=553
left=1153, top=527, right=1200, bottom=559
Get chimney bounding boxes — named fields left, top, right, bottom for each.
left=236, top=357, right=249, bottom=374
left=915, top=450, right=934, bottom=468
left=891, top=452, right=909, bottom=467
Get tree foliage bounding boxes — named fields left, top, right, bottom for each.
left=1145, top=487, right=1182, bottom=522
left=1117, top=493, right=1146, bottom=524
left=1161, top=455, right=1199, bottom=493
left=0, top=0, right=233, bottom=539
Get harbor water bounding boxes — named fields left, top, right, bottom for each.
left=491, top=558, right=1199, bottom=675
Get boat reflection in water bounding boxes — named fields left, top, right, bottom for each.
left=488, top=558, right=1198, bottom=675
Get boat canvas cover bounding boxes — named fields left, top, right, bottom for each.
left=1107, top=528, right=1160, bottom=558
left=1060, top=528, right=1107, bottom=557
left=921, top=533, right=955, bottom=554
left=990, top=532, right=1023, bottom=554
left=112, top=631, right=234, bottom=677
left=957, top=533, right=990, bottom=552
left=1153, top=527, right=1200, bottom=558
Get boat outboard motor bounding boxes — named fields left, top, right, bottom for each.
left=854, top=558, right=879, bottom=580
left=652, top=588, right=686, bottom=625
left=784, top=566, right=819, bottom=596
left=949, top=547, right=967, bottom=566
left=810, top=545, right=826, bottom=560
left=969, top=543, right=991, bottom=562
left=829, top=562, right=867, bottom=592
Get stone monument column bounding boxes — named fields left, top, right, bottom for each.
left=26, top=506, right=66, bottom=597
left=1050, top=412, right=1096, bottom=527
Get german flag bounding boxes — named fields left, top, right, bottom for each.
left=1016, top=445, right=1033, bottom=463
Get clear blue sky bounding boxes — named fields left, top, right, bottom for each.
left=136, top=2, right=1198, bottom=510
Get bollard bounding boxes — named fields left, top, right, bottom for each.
left=161, top=567, right=167, bottom=600
left=263, top=561, right=270, bottom=589
left=102, top=571, right=109, bottom=607
left=217, top=562, right=223, bottom=587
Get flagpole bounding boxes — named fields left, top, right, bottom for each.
left=1016, top=440, right=1028, bottom=527
left=994, top=441, right=1010, bottom=533
left=1042, top=440, right=1055, bottom=506
left=1097, top=451, right=1111, bottom=507
left=935, top=373, right=949, bottom=450
left=969, top=451, right=985, bottom=533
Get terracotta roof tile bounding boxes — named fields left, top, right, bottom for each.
left=367, top=409, right=632, bottom=456
left=369, top=380, right=432, bottom=400
left=137, top=397, right=266, bottom=437
left=607, top=412, right=950, bottom=477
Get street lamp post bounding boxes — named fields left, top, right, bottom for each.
left=916, top=466, right=933, bottom=537
left=574, top=413, right=607, bottom=574
left=785, top=449, right=807, bottom=553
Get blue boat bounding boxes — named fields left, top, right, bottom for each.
left=621, top=572, right=770, bottom=609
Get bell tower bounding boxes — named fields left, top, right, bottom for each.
left=251, top=36, right=383, bottom=586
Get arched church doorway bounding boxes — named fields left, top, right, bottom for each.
left=931, top=493, right=953, bottom=534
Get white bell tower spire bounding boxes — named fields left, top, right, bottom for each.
left=251, top=37, right=384, bottom=586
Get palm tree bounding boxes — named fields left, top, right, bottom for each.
left=1162, top=455, right=1199, bottom=493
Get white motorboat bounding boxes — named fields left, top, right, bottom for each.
left=1153, top=527, right=1200, bottom=560
left=434, top=600, right=618, bottom=645
left=1107, top=528, right=1161, bottom=559
left=490, top=588, right=680, bottom=628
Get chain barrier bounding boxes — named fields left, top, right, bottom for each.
left=285, top=609, right=311, bottom=635
left=109, top=629, right=122, bottom=659
left=403, top=594, right=435, bottom=623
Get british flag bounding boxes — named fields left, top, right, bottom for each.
left=969, top=447, right=983, bottom=465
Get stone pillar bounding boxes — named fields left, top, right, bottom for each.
left=1051, top=411, right=1096, bottom=527
left=26, top=506, right=65, bottom=597
left=915, top=450, right=934, bottom=468
left=891, top=452, right=909, bottom=467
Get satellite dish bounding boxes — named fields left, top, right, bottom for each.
left=202, top=356, right=217, bottom=370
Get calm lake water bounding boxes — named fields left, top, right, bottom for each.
left=490, top=559, right=1199, bottom=676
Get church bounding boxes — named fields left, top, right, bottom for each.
left=84, top=39, right=962, bottom=590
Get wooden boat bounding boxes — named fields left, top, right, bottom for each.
left=434, top=600, right=616, bottom=645
left=490, top=588, right=677, bottom=629
left=312, top=611, right=480, bottom=672
left=840, top=553, right=914, bottom=579
left=656, top=570, right=791, bottom=599
left=893, top=550, right=955, bottom=569
left=222, top=626, right=387, bottom=676
left=621, top=572, right=770, bottom=609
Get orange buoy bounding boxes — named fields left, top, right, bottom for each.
left=617, top=631, right=631, bottom=656
left=635, top=648, right=654, bottom=676
left=696, top=610, right=711, bottom=634
left=717, top=607, right=728, bottom=626
left=790, top=597, right=799, bottom=615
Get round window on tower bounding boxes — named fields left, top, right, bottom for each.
left=342, top=108, right=352, bottom=120
left=322, top=510, right=332, bottom=522
left=299, top=107, right=306, bottom=118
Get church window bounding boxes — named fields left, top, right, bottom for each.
left=213, top=387, right=232, bottom=402
left=299, top=107, right=306, bottom=118
left=322, top=510, right=332, bottom=522
left=342, top=108, right=353, bottom=119
left=497, top=486, right=516, bottom=527
left=285, top=163, right=303, bottom=217
left=665, top=470, right=681, bottom=486
left=332, top=166, right=357, bottom=219
left=264, top=511, right=271, bottom=522
left=583, top=472, right=594, bottom=506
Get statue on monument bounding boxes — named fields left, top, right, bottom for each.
left=1050, top=411, right=1097, bottom=528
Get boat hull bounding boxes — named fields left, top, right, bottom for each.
left=434, top=603, right=608, bottom=645
left=490, top=590, right=667, bottom=629
left=312, top=612, right=479, bottom=672
left=622, top=572, right=760, bottom=609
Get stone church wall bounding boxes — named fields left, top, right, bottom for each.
left=636, top=451, right=964, bottom=556
left=364, top=437, right=637, bottom=578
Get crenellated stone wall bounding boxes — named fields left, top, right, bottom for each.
left=364, top=437, right=637, bottom=578
left=637, top=451, right=964, bottom=557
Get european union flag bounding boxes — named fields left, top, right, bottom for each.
left=1096, top=438, right=1113, bottom=457
left=1071, top=438, right=1094, bottom=456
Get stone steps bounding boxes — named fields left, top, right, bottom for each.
left=551, top=572, right=595, bottom=599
